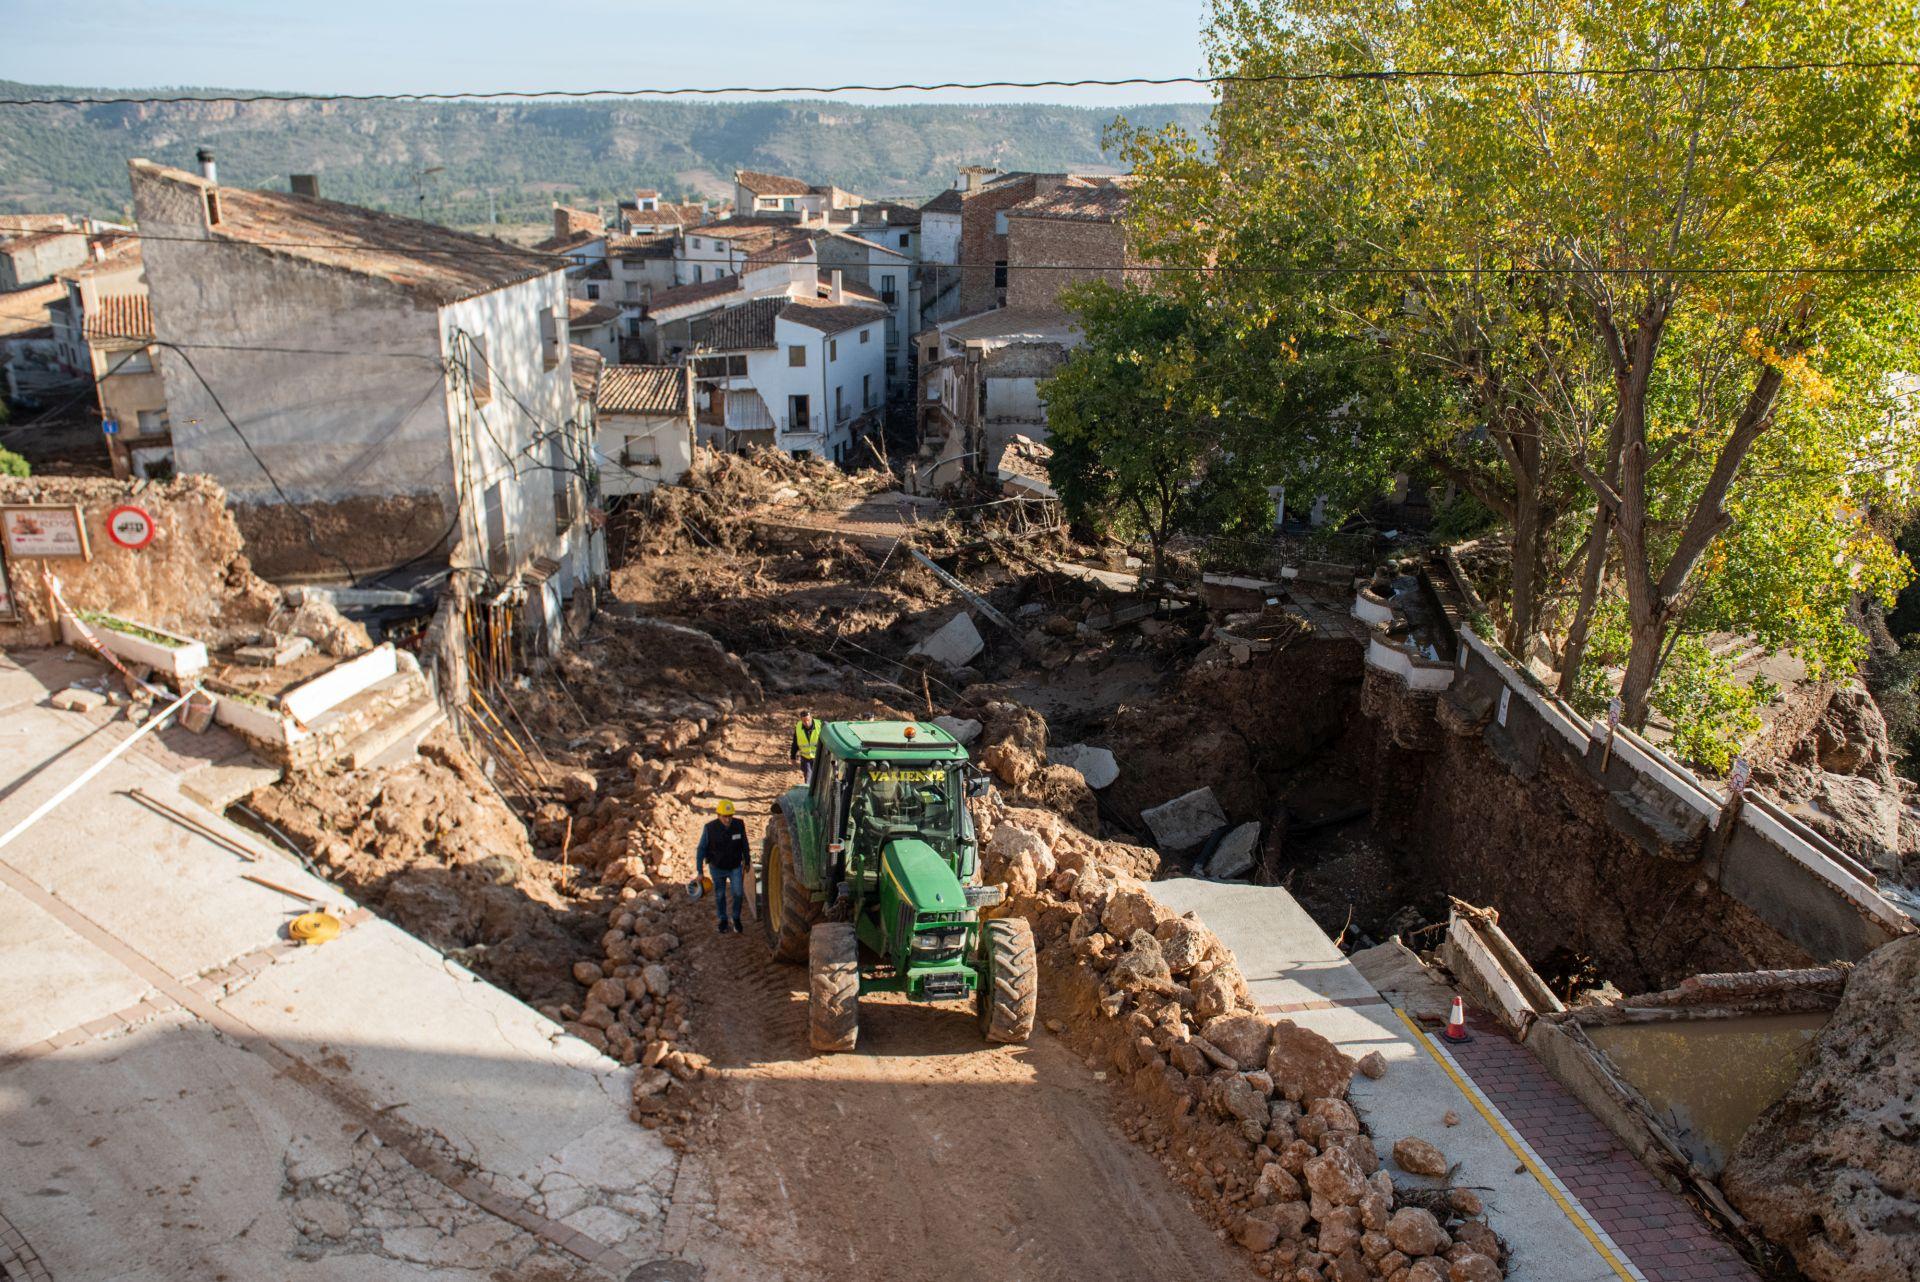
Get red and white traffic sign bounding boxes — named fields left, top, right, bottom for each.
left=105, top=504, right=157, bottom=550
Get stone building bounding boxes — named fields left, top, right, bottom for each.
left=128, top=154, right=604, bottom=635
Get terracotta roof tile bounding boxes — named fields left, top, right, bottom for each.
left=568, top=297, right=621, bottom=328
left=1006, top=180, right=1135, bottom=223
left=735, top=169, right=812, bottom=196
left=599, top=364, right=689, bottom=415
left=779, top=296, right=888, bottom=335
left=570, top=343, right=603, bottom=401
left=646, top=275, right=743, bottom=314
left=83, top=293, right=154, bottom=340
left=692, top=296, right=787, bottom=351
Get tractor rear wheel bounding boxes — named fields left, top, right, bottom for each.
left=976, top=917, right=1037, bottom=1044
left=758, top=811, right=820, bottom=963
left=808, top=923, right=860, bottom=1053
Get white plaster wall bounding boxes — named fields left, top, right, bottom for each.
left=741, top=314, right=885, bottom=459
left=984, top=375, right=1043, bottom=425
left=675, top=235, right=745, bottom=285
left=131, top=177, right=454, bottom=506
left=921, top=212, right=962, bottom=266
left=597, top=411, right=693, bottom=496
left=438, top=271, right=580, bottom=577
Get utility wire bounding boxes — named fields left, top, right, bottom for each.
left=2, top=59, right=1917, bottom=106
left=1, top=226, right=1912, bottom=276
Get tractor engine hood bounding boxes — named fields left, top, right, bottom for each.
left=881, top=838, right=967, bottom=914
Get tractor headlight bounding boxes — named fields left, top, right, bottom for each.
left=910, top=926, right=969, bottom=962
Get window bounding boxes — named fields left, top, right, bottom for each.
left=205, top=190, right=222, bottom=226
left=788, top=345, right=807, bottom=367
left=835, top=385, right=846, bottom=423
left=859, top=328, right=870, bottom=344
left=863, top=373, right=872, bottom=409
left=136, top=408, right=167, bottom=435
left=623, top=434, right=660, bottom=467
left=993, top=260, right=1008, bottom=290
left=468, top=334, right=493, bottom=405
left=116, top=348, right=153, bottom=374
left=539, top=307, right=562, bottom=370
left=692, top=266, right=703, bottom=284
left=483, top=482, right=509, bottom=570
left=551, top=438, right=576, bottom=535
left=586, top=282, right=600, bottom=299
left=829, top=339, right=838, bottom=362
left=994, top=210, right=1008, bottom=235
left=879, top=274, right=896, bottom=305
left=898, top=233, right=909, bottom=247
left=886, top=355, right=896, bottom=377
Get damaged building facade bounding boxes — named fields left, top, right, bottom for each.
left=128, top=154, right=605, bottom=663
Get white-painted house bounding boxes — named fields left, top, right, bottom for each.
left=128, top=156, right=604, bottom=641
left=596, top=364, right=695, bottom=496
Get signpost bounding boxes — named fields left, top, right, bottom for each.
left=104, top=504, right=157, bottom=551
left=0, top=505, right=90, bottom=561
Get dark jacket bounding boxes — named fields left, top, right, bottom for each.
left=697, top=817, right=750, bottom=873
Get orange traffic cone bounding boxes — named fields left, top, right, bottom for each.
left=1442, top=996, right=1472, bottom=1043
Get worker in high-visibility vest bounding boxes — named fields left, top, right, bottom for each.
left=789, top=709, right=821, bottom=784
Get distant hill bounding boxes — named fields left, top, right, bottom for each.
left=0, top=82, right=1212, bottom=227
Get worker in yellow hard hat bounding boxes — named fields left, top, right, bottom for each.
left=696, top=798, right=749, bottom=933
left=790, top=708, right=821, bottom=784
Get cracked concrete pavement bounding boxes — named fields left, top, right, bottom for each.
left=0, top=649, right=684, bottom=1280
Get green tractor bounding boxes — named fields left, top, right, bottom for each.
left=756, top=718, right=1037, bottom=1053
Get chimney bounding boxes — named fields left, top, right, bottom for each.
left=91, top=241, right=106, bottom=262
left=290, top=173, right=319, bottom=198
left=197, top=147, right=217, bottom=184
left=553, top=203, right=569, bottom=240
left=830, top=270, right=844, bottom=304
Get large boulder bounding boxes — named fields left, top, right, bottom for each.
left=1048, top=743, right=1120, bottom=790
left=1723, top=935, right=1920, bottom=1282
left=1267, top=1019, right=1357, bottom=1102
left=1206, top=822, right=1262, bottom=880
left=1140, top=787, right=1229, bottom=853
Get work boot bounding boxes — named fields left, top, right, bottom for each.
left=716, top=919, right=730, bottom=934
left=731, top=917, right=743, bottom=933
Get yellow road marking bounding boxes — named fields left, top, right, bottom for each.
left=1393, top=1008, right=1640, bottom=1282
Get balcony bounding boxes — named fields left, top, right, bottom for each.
left=781, top=412, right=825, bottom=435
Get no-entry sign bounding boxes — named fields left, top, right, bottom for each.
left=105, top=504, right=157, bottom=550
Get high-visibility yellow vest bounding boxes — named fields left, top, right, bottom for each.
left=794, top=721, right=821, bottom=759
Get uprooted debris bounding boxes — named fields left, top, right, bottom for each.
left=975, top=796, right=1510, bottom=1280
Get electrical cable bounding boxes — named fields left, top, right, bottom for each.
left=1, top=225, right=1912, bottom=276
left=2, top=59, right=1917, bottom=106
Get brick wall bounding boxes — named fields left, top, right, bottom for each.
left=958, top=176, right=1061, bottom=315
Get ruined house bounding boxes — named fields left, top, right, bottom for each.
left=128, top=153, right=604, bottom=635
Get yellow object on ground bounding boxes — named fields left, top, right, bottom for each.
left=716, top=799, right=736, bottom=817
left=290, top=910, right=343, bottom=945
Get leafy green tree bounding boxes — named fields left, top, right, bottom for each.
left=1185, top=0, right=1920, bottom=727
left=0, top=447, right=29, bottom=478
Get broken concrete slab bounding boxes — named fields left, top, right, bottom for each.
left=1141, top=787, right=1229, bottom=853
left=1206, top=821, right=1261, bottom=879
left=911, top=612, right=985, bottom=669
left=234, top=635, right=314, bottom=667
left=49, top=685, right=108, bottom=712
left=1049, top=744, right=1119, bottom=790
left=746, top=648, right=846, bottom=694
left=934, top=715, right=983, bottom=746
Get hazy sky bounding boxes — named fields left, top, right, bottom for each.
left=1, top=0, right=1216, bottom=106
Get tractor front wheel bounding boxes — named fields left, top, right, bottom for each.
left=809, top=923, right=860, bottom=1053
left=976, top=917, right=1037, bottom=1044
left=759, top=811, right=820, bottom=963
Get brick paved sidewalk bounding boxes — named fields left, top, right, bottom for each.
left=1440, top=1013, right=1758, bottom=1282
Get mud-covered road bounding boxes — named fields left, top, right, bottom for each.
left=666, top=705, right=1252, bottom=1282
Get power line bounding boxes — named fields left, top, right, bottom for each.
left=0, top=225, right=1912, bottom=276
left=2, top=59, right=1917, bottom=107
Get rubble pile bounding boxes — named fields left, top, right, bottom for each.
left=1723, top=934, right=1920, bottom=1282
left=244, top=727, right=587, bottom=1005
left=975, top=795, right=1509, bottom=1281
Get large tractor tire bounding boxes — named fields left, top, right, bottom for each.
left=808, top=923, right=860, bottom=1053
left=976, top=917, right=1038, bottom=1044
left=758, top=811, right=820, bottom=963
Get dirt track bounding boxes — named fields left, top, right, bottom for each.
left=668, top=705, right=1253, bottom=1282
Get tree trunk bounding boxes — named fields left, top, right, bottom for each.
left=1555, top=501, right=1611, bottom=700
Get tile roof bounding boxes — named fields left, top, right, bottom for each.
left=624, top=202, right=709, bottom=230
left=131, top=160, right=561, bottom=305
left=56, top=236, right=143, bottom=280
left=570, top=343, right=603, bottom=402
left=633, top=189, right=661, bottom=201
left=83, top=293, right=154, bottom=341
left=608, top=232, right=676, bottom=259
left=579, top=259, right=612, bottom=280
left=741, top=236, right=817, bottom=269
left=854, top=202, right=922, bottom=228
left=646, top=275, right=743, bottom=315
left=779, top=296, right=889, bottom=336
left=534, top=228, right=603, bottom=254
left=920, top=188, right=964, bottom=214
left=692, top=296, right=787, bottom=351
left=0, top=228, right=82, bottom=254
left=569, top=298, right=621, bottom=328
left=735, top=169, right=812, bottom=196
left=1006, top=180, right=1135, bottom=223
left=599, top=364, right=688, bottom=416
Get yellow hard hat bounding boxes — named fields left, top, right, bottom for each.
left=716, top=799, right=736, bottom=817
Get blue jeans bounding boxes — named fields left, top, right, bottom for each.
left=713, top=865, right=744, bottom=926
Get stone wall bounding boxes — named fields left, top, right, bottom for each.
left=1005, top=214, right=1135, bottom=312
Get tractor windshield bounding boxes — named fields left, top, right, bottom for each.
left=849, top=762, right=963, bottom=846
